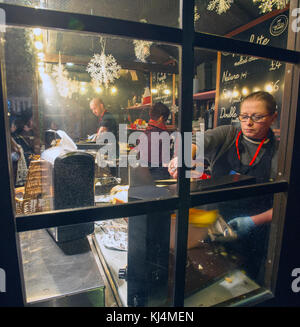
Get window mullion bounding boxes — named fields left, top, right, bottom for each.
left=172, top=0, right=194, bottom=308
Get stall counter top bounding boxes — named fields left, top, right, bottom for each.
left=20, top=229, right=104, bottom=306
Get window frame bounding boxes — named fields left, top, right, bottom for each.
left=0, top=1, right=299, bottom=307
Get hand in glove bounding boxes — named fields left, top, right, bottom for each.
left=227, top=216, right=256, bottom=238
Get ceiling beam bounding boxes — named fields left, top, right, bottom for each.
left=44, top=53, right=178, bottom=74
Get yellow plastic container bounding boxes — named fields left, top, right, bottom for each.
left=170, top=208, right=218, bottom=249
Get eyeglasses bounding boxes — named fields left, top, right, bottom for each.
left=238, top=114, right=271, bottom=122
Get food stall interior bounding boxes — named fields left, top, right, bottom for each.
left=5, top=0, right=290, bottom=307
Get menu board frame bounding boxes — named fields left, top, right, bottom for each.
left=214, top=8, right=289, bottom=134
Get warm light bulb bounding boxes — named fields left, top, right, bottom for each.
left=164, top=89, right=171, bottom=95
left=33, top=28, right=42, bottom=36
left=37, top=52, right=45, bottom=60
left=34, top=41, right=43, bottom=50
left=233, top=89, right=239, bottom=98
left=95, top=87, right=102, bottom=93
left=151, top=89, right=158, bottom=94
left=226, top=90, right=232, bottom=98
left=111, top=87, right=117, bottom=94
left=242, top=87, right=249, bottom=96
left=38, top=66, right=45, bottom=74
left=265, top=84, right=273, bottom=93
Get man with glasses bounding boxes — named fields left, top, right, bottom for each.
left=168, top=91, right=278, bottom=280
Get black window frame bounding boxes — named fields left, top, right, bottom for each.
left=0, top=1, right=299, bottom=307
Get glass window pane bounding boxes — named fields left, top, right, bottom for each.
left=179, top=49, right=285, bottom=190
left=195, top=0, right=291, bottom=50
left=4, top=26, right=180, bottom=216
left=19, top=210, right=174, bottom=307
left=1, top=0, right=180, bottom=28
left=183, top=195, right=277, bottom=306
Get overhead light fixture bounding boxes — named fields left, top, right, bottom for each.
left=37, top=52, right=45, bottom=60
left=80, top=86, right=87, bottom=94
left=111, top=86, right=117, bottom=94
left=151, top=88, right=158, bottom=94
left=38, top=66, right=45, bottom=74
left=33, top=28, right=42, bottom=36
left=233, top=89, right=239, bottom=98
left=242, top=87, right=249, bottom=96
left=34, top=41, right=43, bottom=50
left=265, top=83, right=273, bottom=93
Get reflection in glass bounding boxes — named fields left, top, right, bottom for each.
left=2, top=0, right=180, bottom=28
left=194, top=0, right=290, bottom=50
left=183, top=198, right=274, bottom=306
left=20, top=210, right=174, bottom=307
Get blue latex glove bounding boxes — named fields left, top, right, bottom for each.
left=227, top=216, right=256, bottom=238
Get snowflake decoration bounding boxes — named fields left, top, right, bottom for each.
left=52, top=62, right=79, bottom=98
left=194, top=5, right=201, bottom=22
left=87, top=52, right=121, bottom=88
left=207, top=0, right=234, bottom=15
left=133, top=40, right=153, bottom=63
left=170, top=104, right=179, bottom=114
left=253, top=0, right=289, bottom=13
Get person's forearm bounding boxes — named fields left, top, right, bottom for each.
left=251, top=208, right=273, bottom=225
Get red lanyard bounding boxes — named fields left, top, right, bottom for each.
left=235, top=131, right=266, bottom=166
left=99, top=110, right=107, bottom=122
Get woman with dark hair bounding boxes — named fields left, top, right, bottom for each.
left=168, top=91, right=278, bottom=279
left=139, top=102, right=171, bottom=180
left=13, top=109, right=39, bottom=167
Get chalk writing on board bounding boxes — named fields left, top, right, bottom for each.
left=219, top=106, right=238, bottom=119
left=234, top=56, right=259, bottom=67
left=217, top=11, right=288, bottom=128
left=269, top=61, right=282, bottom=71
left=249, top=33, right=270, bottom=45
left=222, top=70, right=248, bottom=83
left=152, top=72, right=173, bottom=106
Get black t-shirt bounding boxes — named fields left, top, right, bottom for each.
left=98, top=111, right=117, bottom=136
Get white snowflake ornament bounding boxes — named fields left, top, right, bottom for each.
left=207, top=0, right=234, bottom=15
left=52, top=63, right=78, bottom=99
left=86, top=52, right=121, bottom=88
left=253, top=0, right=289, bottom=13
left=133, top=40, right=153, bottom=63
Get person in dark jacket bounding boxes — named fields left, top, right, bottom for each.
left=13, top=109, right=39, bottom=168
left=143, top=102, right=171, bottom=180
left=89, top=97, right=117, bottom=138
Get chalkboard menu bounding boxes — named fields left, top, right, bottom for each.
left=151, top=72, right=173, bottom=106
left=217, top=11, right=288, bottom=129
